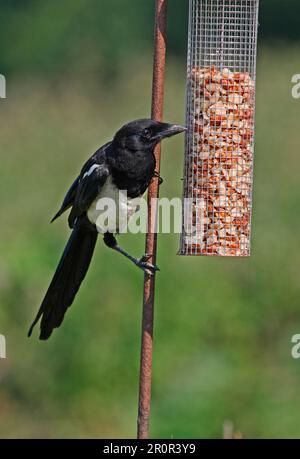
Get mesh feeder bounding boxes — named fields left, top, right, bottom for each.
left=179, top=0, right=259, bottom=257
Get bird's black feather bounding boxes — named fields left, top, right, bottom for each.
left=68, top=163, right=109, bottom=228
left=28, top=217, right=97, bottom=340
left=50, top=175, right=80, bottom=223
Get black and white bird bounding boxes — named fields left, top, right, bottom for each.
left=28, top=119, right=185, bottom=340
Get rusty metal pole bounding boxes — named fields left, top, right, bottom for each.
left=137, top=0, right=168, bottom=440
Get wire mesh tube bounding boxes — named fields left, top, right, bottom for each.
left=179, top=0, right=259, bottom=256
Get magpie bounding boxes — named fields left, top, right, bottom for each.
left=28, top=119, right=185, bottom=340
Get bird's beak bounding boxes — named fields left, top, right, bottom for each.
left=152, top=123, right=187, bottom=141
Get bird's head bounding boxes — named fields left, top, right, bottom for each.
left=112, top=119, right=186, bottom=152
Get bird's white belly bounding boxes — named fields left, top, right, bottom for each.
left=87, top=176, right=142, bottom=234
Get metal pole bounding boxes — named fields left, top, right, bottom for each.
left=137, top=0, right=168, bottom=440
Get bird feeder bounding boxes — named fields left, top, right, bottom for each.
left=179, top=0, right=259, bottom=256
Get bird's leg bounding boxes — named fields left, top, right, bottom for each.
left=103, top=233, right=160, bottom=274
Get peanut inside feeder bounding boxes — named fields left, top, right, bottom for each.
left=179, top=0, right=259, bottom=257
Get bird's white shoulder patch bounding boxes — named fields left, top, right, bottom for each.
left=83, top=164, right=100, bottom=179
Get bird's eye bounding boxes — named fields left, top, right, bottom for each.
left=142, top=128, right=151, bottom=140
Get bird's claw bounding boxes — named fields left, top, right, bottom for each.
left=136, top=255, right=160, bottom=275
left=153, top=171, right=163, bottom=185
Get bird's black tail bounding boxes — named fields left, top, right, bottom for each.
left=28, top=218, right=98, bottom=340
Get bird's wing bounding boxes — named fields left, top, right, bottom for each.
left=68, top=163, right=110, bottom=228
left=80, top=141, right=112, bottom=176
left=50, top=175, right=80, bottom=223
left=51, top=142, right=112, bottom=224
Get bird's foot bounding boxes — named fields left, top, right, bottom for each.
left=153, top=171, right=163, bottom=185
left=136, top=254, right=160, bottom=275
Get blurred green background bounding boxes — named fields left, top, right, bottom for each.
left=0, top=0, right=300, bottom=439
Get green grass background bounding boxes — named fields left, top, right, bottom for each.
left=0, top=44, right=300, bottom=438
